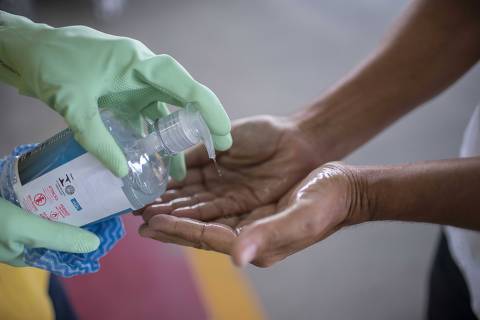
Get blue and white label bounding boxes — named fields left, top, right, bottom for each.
left=13, top=153, right=132, bottom=226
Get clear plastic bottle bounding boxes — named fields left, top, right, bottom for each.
left=0, top=105, right=215, bottom=226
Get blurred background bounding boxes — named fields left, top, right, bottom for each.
left=1, top=0, right=480, bottom=319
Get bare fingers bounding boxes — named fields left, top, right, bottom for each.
left=139, top=214, right=237, bottom=254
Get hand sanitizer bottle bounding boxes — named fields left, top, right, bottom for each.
left=1, top=104, right=215, bottom=226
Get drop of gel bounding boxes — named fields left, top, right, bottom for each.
left=212, top=158, right=222, bottom=177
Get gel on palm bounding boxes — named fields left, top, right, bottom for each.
left=3, top=105, right=214, bottom=226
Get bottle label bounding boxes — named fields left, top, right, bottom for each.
left=13, top=133, right=132, bottom=226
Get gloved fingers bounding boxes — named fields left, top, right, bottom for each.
left=0, top=62, right=21, bottom=88
left=7, top=256, right=27, bottom=267
left=0, top=30, right=24, bottom=82
left=170, top=153, right=187, bottom=181
left=0, top=241, right=26, bottom=266
left=71, top=111, right=128, bottom=177
left=0, top=11, right=35, bottom=28
left=0, top=198, right=100, bottom=253
left=18, top=213, right=100, bottom=253
left=58, top=94, right=129, bottom=177
left=141, top=101, right=169, bottom=122
left=135, top=55, right=232, bottom=145
left=212, top=133, right=233, bottom=151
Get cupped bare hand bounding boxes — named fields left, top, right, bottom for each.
left=138, top=163, right=370, bottom=267
left=137, top=115, right=319, bottom=223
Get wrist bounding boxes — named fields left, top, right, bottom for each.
left=351, top=164, right=409, bottom=224
left=339, top=163, right=375, bottom=226
left=290, top=91, right=370, bottom=165
left=319, top=162, right=374, bottom=226
left=359, top=158, right=480, bottom=230
left=291, top=101, right=344, bottom=163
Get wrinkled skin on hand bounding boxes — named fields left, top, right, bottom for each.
left=138, top=158, right=369, bottom=267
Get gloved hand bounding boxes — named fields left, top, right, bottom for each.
left=0, top=11, right=232, bottom=180
left=0, top=197, right=100, bottom=266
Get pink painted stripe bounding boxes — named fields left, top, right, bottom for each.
left=62, top=214, right=208, bottom=320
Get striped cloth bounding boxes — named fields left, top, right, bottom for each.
left=0, top=144, right=125, bottom=277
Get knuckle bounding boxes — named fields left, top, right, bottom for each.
left=192, top=82, right=213, bottom=101
left=113, top=38, right=135, bottom=51
left=8, top=240, right=23, bottom=252
left=157, top=54, right=177, bottom=67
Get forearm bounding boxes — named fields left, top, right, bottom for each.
left=293, top=0, right=480, bottom=163
left=359, top=157, right=480, bottom=230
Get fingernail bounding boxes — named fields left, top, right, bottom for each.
left=239, top=243, right=257, bottom=267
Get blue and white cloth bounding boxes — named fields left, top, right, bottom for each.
left=0, top=144, right=125, bottom=277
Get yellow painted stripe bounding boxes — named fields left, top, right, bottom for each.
left=186, top=249, right=265, bottom=320
left=0, top=264, right=53, bottom=320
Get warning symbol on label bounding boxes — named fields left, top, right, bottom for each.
left=34, top=193, right=47, bottom=206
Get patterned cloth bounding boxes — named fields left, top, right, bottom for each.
left=0, top=144, right=125, bottom=277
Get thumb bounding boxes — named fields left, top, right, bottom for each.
left=170, top=153, right=186, bottom=181
left=25, top=218, right=100, bottom=253
left=232, top=206, right=303, bottom=267
left=59, top=95, right=128, bottom=177
left=1, top=200, right=100, bottom=253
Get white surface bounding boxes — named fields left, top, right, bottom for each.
left=447, top=106, right=480, bottom=318
left=2, top=1, right=480, bottom=319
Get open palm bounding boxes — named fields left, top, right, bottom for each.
left=138, top=115, right=319, bottom=223
left=138, top=163, right=363, bottom=267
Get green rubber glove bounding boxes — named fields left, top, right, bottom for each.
left=0, top=198, right=99, bottom=266
left=0, top=11, right=232, bottom=180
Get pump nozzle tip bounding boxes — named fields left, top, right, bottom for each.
left=153, top=104, right=216, bottom=159
left=192, top=111, right=216, bottom=160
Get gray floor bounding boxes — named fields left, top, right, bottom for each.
left=2, top=1, right=480, bottom=319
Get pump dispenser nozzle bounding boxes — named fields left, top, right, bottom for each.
left=139, top=104, right=215, bottom=160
